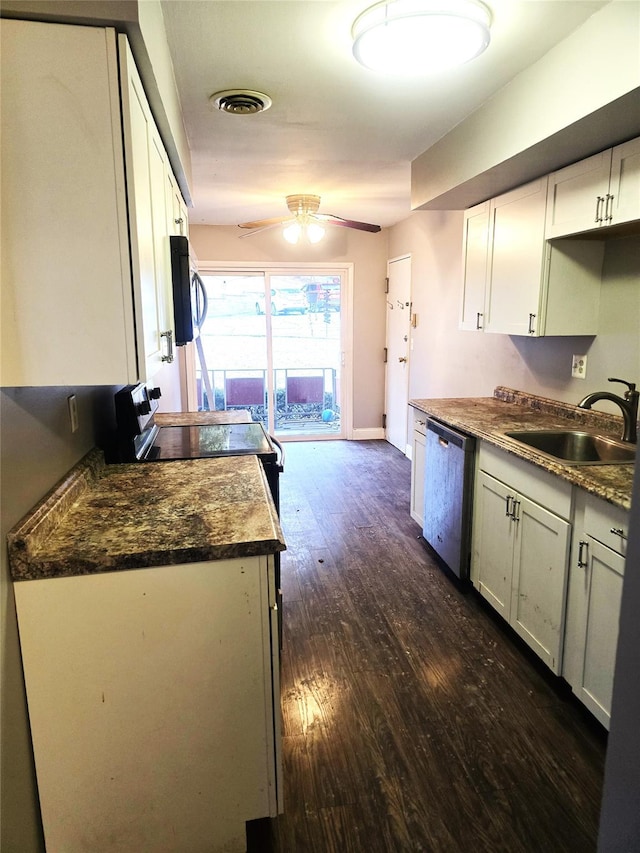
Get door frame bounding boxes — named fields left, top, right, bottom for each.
left=194, top=260, right=354, bottom=440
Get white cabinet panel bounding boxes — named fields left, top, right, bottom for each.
left=510, top=495, right=570, bottom=672
left=459, top=201, right=489, bottom=331
left=460, top=178, right=603, bottom=338
left=485, top=179, right=548, bottom=336
left=410, top=410, right=427, bottom=525
left=609, top=137, right=640, bottom=228
left=15, top=557, right=281, bottom=852
left=473, top=471, right=514, bottom=618
left=545, top=151, right=611, bottom=239
left=472, top=447, right=571, bottom=674
left=0, top=21, right=186, bottom=387
left=546, top=137, right=640, bottom=238
left=581, top=539, right=624, bottom=725
left=0, top=19, right=137, bottom=386
left=120, top=37, right=176, bottom=379
left=563, top=493, right=628, bottom=729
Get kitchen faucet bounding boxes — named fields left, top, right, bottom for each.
left=578, top=378, right=639, bottom=443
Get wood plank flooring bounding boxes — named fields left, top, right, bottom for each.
left=248, top=439, right=606, bottom=852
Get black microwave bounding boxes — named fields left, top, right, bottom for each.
left=170, top=235, right=207, bottom=345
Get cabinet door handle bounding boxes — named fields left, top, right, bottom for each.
left=604, top=193, right=614, bottom=223
left=595, top=195, right=604, bottom=223
left=476, top=312, right=483, bottom=330
left=161, top=329, right=174, bottom=363
left=610, top=527, right=627, bottom=540
left=578, top=540, right=589, bottom=568
left=511, top=499, right=520, bottom=522
left=505, top=495, right=513, bottom=517
left=528, top=313, right=536, bottom=335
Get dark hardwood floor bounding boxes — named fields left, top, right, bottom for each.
left=249, top=439, right=606, bottom=852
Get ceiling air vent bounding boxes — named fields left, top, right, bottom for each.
left=209, top=89, right=272, bottom=115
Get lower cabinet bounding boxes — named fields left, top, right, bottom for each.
left=14, top=556, right=281, bottom=853
left=410, top=408, right=427, bottom=525
left=472, top=444, right=572, bottom=674
left=563, top=493, right=628, bottom=729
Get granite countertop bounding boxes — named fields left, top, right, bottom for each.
left=9, top=449, right=286, bottom=582
left=155, top=410, right=252, bottom=426
left=410, top=387, right=635, bottom=511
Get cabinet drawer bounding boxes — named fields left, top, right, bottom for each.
left=478, top=442, right=572, bottom=520
left=412, top=409, right=427, bottom=436
left=584, top=495, right=629, bottom=557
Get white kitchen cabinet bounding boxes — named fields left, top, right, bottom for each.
left=410, top=408, right=427, bottom=525
left=545, top=137, right=640, bottom=239
left=14, top=556, right=281, bottom=853
left=459, top=201, right=490, bottom=331
left=0, top=19, right=137, bottom=386
left=460, top=178, right=604, bottom=337
left=0, top=20, right=186, bottom=386
left=563, top=493, right=628, bottom=729
left=169, top=170, right=190, bottom=237
left=120, top=36, right=177, bottom=375
left=472, top=443, right=572, bottom=673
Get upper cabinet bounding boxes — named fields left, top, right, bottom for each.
left=120, top=35, right=179, bottom=377
left=460, top=201, right=490, bottom=331
left=545, top=138, right=640, bottom=239
left=0, top=20, right=187, bottom=387
left=461, top=178, right=604, bottom=337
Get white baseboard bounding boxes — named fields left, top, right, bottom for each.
left=350, top=427, right=386, bottom=441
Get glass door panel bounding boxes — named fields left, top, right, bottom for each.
left=196, top=273, right=269, bottom=428
left=194, top=269, right=344, bottom=439
left=269, top=274, right=342, bottom=437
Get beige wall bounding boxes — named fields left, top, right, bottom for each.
left=389, top=212, right=640, bottom=413
left=189, top=224, right=390, bottom=432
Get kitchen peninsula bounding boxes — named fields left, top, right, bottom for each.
left=8, top=449, right=285, bottom=853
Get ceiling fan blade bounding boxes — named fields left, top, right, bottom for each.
left=318, top=214, right=381, bottom=233
left=238, top=216, right=289, bottom=229
left=238, top=220, right=289, bottom=238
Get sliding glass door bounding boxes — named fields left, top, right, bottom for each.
left=194, top=267, right=347, bottom=439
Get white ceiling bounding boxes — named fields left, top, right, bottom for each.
left=161, top=0, right=609, bottom=229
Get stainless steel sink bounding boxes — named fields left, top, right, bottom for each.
left=504, top=430, right=637, bottom=465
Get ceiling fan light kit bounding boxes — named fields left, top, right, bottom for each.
left=238, top=194, right=381, bottom=242
left=351, top=0, right=492, bottom=75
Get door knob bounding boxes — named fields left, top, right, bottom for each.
left=398, top=357, right=407, bottom=363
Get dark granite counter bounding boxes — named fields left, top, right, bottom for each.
left=410, top=387, right=635, bottom=511
left=9, top=449, right=285, bottom=581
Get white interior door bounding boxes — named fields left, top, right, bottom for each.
left=385, top=256, right=411, bottom=453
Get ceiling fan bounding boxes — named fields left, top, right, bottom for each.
left=238, top=194, right=381, bottom=243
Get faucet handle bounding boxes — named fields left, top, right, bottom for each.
left=608, top=377, right=637, bottom=395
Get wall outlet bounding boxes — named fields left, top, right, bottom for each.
left=67, top=394, right=79, bottom=433
left=572, top=354, right=587, bottom=379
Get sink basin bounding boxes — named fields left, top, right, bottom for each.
left=504, top=430, right=637, bottom=465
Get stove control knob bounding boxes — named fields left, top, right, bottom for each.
left=148, top=387, right=162, bottom=400
left=136, top=400, right=152, bottom=416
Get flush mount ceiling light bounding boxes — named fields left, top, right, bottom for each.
left=209, top=89, right=272, bottom=115
left=351, top=0, right=492, bottom=75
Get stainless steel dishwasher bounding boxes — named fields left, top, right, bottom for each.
left=422, top=418, right=476, bottom=580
